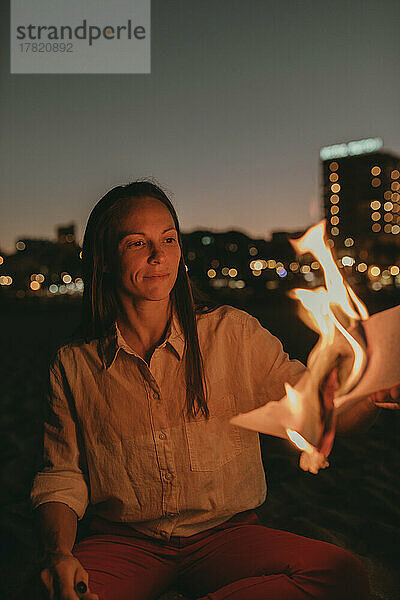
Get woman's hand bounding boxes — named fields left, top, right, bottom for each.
left=40, top=551, right=99, bottom=600
left=369, top=385, right=400, bottom=410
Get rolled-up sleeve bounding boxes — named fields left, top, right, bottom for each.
left=30, top=349, right=89, bottom=520
left=243, top=314, right=307, bottom=407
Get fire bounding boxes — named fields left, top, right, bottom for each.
left=231, top=219, right=399, bottom=473
left=286, top=220, right=369, bottom=459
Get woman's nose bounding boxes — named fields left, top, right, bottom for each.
left=148, top=245, right=166, bottom=263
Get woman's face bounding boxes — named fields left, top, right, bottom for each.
left=113, top=196, right=182, bottom=304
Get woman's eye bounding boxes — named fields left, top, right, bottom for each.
left=127, top=240, right=145, bottom=248
left=165, top=237, right=177, bottom=243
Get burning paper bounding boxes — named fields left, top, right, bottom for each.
left=231, top=220, right=400, bottom=473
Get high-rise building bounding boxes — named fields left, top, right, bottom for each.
left=320, top=138, right=400, bottom=247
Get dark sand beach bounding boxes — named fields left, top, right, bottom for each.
left=1, top=294, right=399, bottom=600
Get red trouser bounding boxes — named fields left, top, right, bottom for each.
left=71, top=511, right=370, bottom=600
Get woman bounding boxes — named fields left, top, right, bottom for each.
left=31, top=180, right=383, bottom=600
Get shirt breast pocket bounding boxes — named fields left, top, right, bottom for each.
left=183, top=392, right=242, bottom=472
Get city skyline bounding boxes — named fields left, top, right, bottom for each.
left=1, top=1, right=400, bottom=253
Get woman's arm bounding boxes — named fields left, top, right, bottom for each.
left=336, top=385, right=400, bottom=436
left=35, top=501, right=78, bottom=562
left=336, top=396, right=380, bottom=436
left=31, top=349, right=89, bottom=520
left=34, top=500, right=98, bottom=600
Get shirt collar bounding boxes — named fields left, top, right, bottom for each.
left=100, top=308, right=185, bottom=370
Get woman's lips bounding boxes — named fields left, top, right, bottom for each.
left=144, top=274, right=169, bottom=279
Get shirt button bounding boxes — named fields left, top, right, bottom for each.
left=164, top=471, right=174, bottom=482
left=159, top=432, right=167, bottom=440
left=152, top=391, right=160, bottom=401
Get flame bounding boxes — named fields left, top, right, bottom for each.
left=284, top=220, right=369, bottom=458
left=287, top=429, right=314, bottom=453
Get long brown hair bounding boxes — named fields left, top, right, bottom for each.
left=79, top=180, right=217, bottom=418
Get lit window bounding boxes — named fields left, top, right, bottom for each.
left=311, top=261, right=320, bottom=270
left=370, top=200, right=380, bottom=210
left=384, top=201, right=393, bottom=211
left=344, top=237, right=354, bottom=247
left=331, top=183, right=340, bottom=193
left=300, top=265, right=310, bottom=273
left=221, top=267, right=229, bottom=276
left=392, top=193, right=400, bottom=201
left=330, top=194, right=339, bottom=204
left=329, top=162, right=339, bottom=171
left=391, top=225, right=400, bottom=234
left=371, top=166, right=381, bottom=176
left=384, top=213, right=393, bottom=222
left=201, top=235, right=212, bottom=245
left=391, top=169, right=400, bottom=179
left=357, top=263, right=368, bottom=272
left=16, top=241, right=26, bottom=251
left=391, top=181, right=400, bottom=191
left=0, top=276, right=13, bottom=285
left=342, top=256, right=354, bottom=267
left=250, top=260, right=263, bottom=270
left=207, top=269, right=216, bottom=278
left=30, top=281, right=40, bottom=291
left=331, top=227, right=339, bottom=236
left=329, top=173, right=339, bottom=182
left=228, top=268, right=238, bottom=277
left=289, top=262, right=299, bottom=271
left=371, top=223, right=381, bottom=232
left=371, top=178, right=381, bottom=187
left=249, top=246, right=258, bottom=256
left=330, top=216, right=339, bottom=225
left=371, top=212, right=381, bottom=221
left=331, top=205, right=339, bottom=215
left=384, top=224, right=392, bottom=233
left=390, top=265, right=400, bottom=275
left=370, top=266, right=381, bottom=277
left=267, top=259, right=276, bottom=269
left=384, top=190, right=392, bottom=200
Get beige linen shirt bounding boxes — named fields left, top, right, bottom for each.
left=30, top=305, right=305, bottom=541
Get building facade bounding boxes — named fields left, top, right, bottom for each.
left=321, top=141, right=400, bottom=249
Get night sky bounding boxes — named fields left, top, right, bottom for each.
left=1, top=0, right=400, bottom=254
